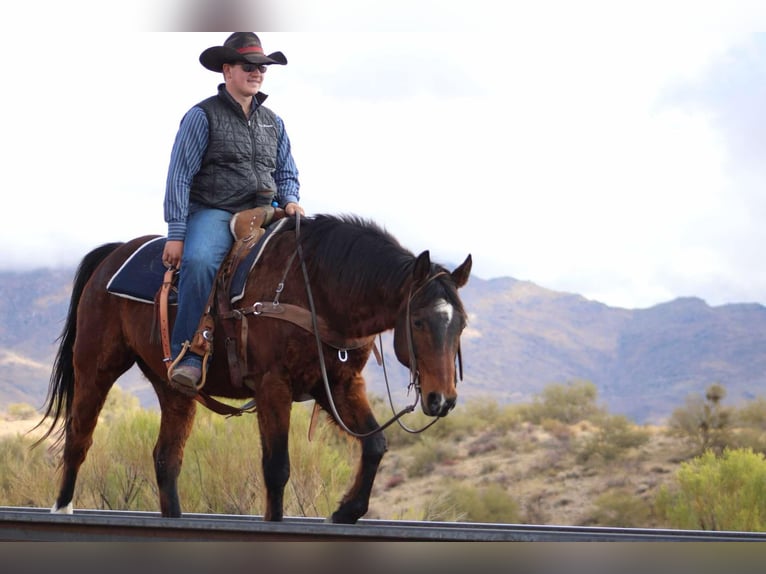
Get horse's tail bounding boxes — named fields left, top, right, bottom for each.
left=32, top=241, right=124, bottom=447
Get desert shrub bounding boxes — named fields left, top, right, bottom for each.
left=78, top=407, right=160, bottom=511
left=540, top=418, right=574, bottom=441
left=736, top=397, right=766, bottom=429
left=525, top=381, right=602, bottom=424
left=406, top=436, right=453, bottom=478
left=378, top=395, right=519, bottom=449
left=0, top=434, right=58, bottom=506
left=281, top=405, right=356, bottom=518
left=586, top=488, right=652, bottom=527
left=733, top=398, right=766, bottom=454
left=438, top=482, right=521, bottom=524
left=575, top=414, right=650, bottom=464
left=732, top=429, right=766, bottom=455
left=667, top=383, right=734, bottom=456
left=99, top=385, right=142, bottom=423
left=6, top=395, right=363, bottom=517
left=180, top=406, right=264, bottom=515
left=656, top=448, right=766, bottom=531
left=4, top=403, right=38, bottom=421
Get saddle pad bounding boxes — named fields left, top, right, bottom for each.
left=106, top=218, right=288, bottom=305
left=106, top=236, right=171, bottom=304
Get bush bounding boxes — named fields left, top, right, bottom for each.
left=734, top=398, right=766, bottom=454
left=656, top=448, right=766, bottom=531
left=525, top=381, right=602, bottom=424
left=667, top=383, right=733, bottom=456
left=0, top=434, right=58, bottom=506
left=575, top=414, right=650, bottom=464
left=5, top=395, right=364, bottom=518
left=4, top=403, right=38, bottom=421
left=437, top=482, right=521, bottom=524
left=406, top=436, right=453, bottom=478
left=586, top=488, right=652, bottom=527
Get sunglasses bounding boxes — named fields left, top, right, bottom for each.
left=238, top=63, right=268, bottom=73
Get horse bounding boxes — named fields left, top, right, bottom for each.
left=35, top=213, right=472, bottom=523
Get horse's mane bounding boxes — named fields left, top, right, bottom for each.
left=281, top=214, right=465, bottom=315
left=281, top=214, right=414, bottom=300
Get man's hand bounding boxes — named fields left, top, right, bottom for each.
left=162, top=240, right=184, bottom=269
left=284, top=202, right=305, bottom=217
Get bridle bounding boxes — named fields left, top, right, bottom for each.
left=294, top=214, right=464, bottom=438
left=386, top=270, right=464, bottom=433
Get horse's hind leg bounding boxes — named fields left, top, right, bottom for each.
left=151, top=382, right=197, bottom=518
left=53, top=360, right=129, bottom=513
left=324, top=374, right=387, bottom=524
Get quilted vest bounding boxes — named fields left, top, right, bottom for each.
left=190, top=85, right=280, bottom=212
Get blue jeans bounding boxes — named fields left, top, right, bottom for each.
left=171, top=207, right=233, bottom=363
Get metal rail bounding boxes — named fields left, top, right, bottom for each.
left=1, top=507, right=765, bottom=542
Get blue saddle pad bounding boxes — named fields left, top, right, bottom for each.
left=106, top=237, right=173, bottom=304
left=106, top=219, right=288, bottom=305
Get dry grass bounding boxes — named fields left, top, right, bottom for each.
left=366, top=420, right=687, bottom=526
left=0, top=406, right=690, bottom=527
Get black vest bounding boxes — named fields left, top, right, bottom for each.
left=190, top=84, right=280, bottom=212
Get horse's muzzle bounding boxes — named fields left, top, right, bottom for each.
left=424, top=392, right=456, bottom=417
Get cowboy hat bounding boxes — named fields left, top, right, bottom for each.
left=199, top=32, right=287, bottom=72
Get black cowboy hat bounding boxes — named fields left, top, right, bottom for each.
left=199, top=32, right=287, bottom=72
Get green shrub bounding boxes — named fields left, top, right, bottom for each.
left=0, top=434, right=58, bottom=506
left=406, top=436, right=452, bottom=478
left=526, top=381, right=602, bottom=424
left=736, top=397, right=766, bottom=429
left=667, top=384, right=734, bottom=456
left=575, top=414, right=650, bottom=464
left=438, top=482, right=521, bottom=523
left=656, top=448, right=766, bottom=531
left=734, top=398, right=766, bottom=454
left=4, top=403, right=38, bottom=421
left=78, top=407, right=160, bottom=511
left=4, top=396, right=364, bottom=518
left=586, top=488, right=652, bottom=527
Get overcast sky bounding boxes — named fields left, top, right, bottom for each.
left=1, top=1, right=765, bottom=310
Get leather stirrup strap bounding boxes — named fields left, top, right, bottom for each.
left=216, top=284, right=244, bottom=388
left=159, top=268, right=175, bottom=370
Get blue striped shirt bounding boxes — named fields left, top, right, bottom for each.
left=163, top=104, right=300, bottom=241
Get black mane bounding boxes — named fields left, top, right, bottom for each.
left=283, top=214, right=415, bottom=301
left=281, top=214, right=466, bottom=316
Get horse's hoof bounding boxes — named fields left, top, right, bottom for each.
left=51, top=502, right=73, bottom=514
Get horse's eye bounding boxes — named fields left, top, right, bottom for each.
left=412, top=318, right=424, bottom=329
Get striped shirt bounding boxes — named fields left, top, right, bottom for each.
left=163, top=105, right=300, bottom=241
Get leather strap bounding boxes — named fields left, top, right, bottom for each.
left=159, top=268, right=175, bottom=370
left=220, top=302, right=374, bottom=353
left=216, top=285, right=244, bottom=388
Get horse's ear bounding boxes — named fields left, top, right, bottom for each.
left=451, top=254, right=472, bottom=288
left=413, top=250, right=431, bottom=283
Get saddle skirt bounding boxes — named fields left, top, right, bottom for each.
left=106, top=217, right=288, bottom=304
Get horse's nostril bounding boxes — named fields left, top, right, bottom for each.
left=426, top=392, right=456, bottom=417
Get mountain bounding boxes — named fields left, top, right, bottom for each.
left=2, top=268, right=765, bottom=424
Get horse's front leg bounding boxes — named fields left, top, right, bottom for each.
left=326, top=374, right=388, bottom=524
left=152, top=385, right=197, bottom=518
left=256, top=371, right=293, bottom=521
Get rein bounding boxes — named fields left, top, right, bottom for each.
left=292, top=214, right=448, bottom=438
left=290, top=214, right=417, bottom=438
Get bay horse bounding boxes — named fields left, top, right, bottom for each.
left=37, top=214, right=472, bottom=523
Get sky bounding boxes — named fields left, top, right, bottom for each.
left=1, top=1, right=765, bottom=309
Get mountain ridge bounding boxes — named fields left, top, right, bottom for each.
left=2, top=267, right=765, bottom=424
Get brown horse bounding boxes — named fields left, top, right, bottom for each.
left=37, top=214, right=472, bottom=523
